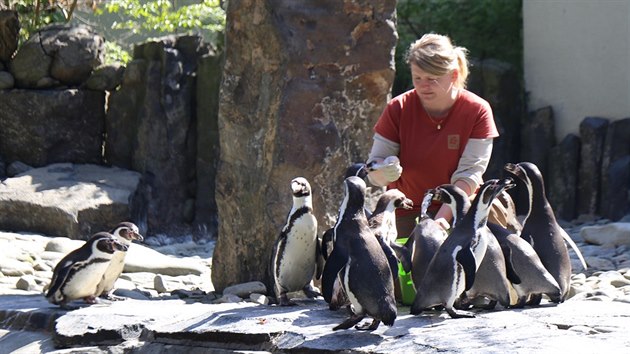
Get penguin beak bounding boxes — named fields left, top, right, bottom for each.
left=113, top=241, right=129, bottom=252
left=134, top=232, right=144, bottom=242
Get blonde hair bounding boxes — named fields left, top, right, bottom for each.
left=405, top=33, right=469, bottom=89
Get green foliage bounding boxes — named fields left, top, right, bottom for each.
left=103, top=41, right=133, bottom=65
left=10, top=0, right=76, bottom=44
left=394, top=0, right=522, bottom=95
left=95, top=0, right=225, bottom=50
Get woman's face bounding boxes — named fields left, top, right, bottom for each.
left=411, top=64, right=455, bottom=104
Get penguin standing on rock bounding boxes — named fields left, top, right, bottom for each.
left=410, top=179, right=514, bottom=318
left=504, top=162, right=587, bottom=304
left=329, top=176, right=397, bottom=331
left=95, top=221, right=143, bottom=300
left=46, top=232, right=129, bottom=309
left=269, top=177, right=321, bottom=306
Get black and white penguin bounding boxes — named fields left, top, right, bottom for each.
left=269, top=177, right=321, bottom=306
left=320, top=163, right=371, bottom=262
left=328, top=176, right=397, bottom=331
left=368, top=188, right=413, bottom=277
left=410, top=178, right=513, bottom=318
left=487, top=222, right=562, bottom=306
left=45, top=232, right=129, bottom=309
left=95, top=221, right=143, bottom=300
left=504, top=162, right=587, bottom=303
left=407, top=189, right=448, bottom=290
left=436, top=184, right=516, bottom=311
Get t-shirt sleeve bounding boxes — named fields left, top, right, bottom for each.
left=470, top=100, right=499, bottom=139
left=374, top=101, right=401, bottom=144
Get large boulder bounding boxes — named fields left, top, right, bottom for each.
left=105, top=35, right=214, bottom=235
left=9, top=24, right=104, bottom=88
left=211, top=1, right=398, bottom=291
left=0, top=89, right=105, bottom=167
left=0, top=163, right=143, bottom=239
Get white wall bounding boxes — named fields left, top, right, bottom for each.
left=523, top=0, right=630, bottom=140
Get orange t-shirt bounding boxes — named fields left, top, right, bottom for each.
left=374, top=89, right=499, bottom=217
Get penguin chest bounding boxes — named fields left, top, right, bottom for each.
left=377, top=213, right=398, bottom=244
left=61, top=260, right=112, bottom=299
left=97, top=252, right=127, bottom=293
left=276, top=217, right=317, bottom=289
left=471, top=231, right=489, bottom=270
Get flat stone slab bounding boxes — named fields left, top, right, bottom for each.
left=0, top=163, right=141, bottom=239
left=2, top=295, right=629, bottom=352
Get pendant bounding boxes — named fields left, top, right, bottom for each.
left=437, top=124, right=441, bottom=130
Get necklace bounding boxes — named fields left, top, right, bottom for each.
left=423, top=106, right=447, bottom=130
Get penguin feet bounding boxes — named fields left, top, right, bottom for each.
left=83, top=295, right=98, bottom=304
left=279, top=294, right=297, bottom=306
left=102, top=293, right=127, bottom=302
left=303, top=284, right=322, bottom=299
left=526, top=293, right=543, bottom=306
left=333, top=314, right=365, bottom=331
left=445, top=307, right=475, bottom=319
left=355, top=319, right=381, bottom=331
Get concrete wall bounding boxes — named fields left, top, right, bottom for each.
left=523, top=1, right=630, bottom=141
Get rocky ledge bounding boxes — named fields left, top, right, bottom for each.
left=0, top=218, right=629, bottom=353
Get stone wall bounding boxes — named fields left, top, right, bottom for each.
left=0, top=23, right=222, bottom=238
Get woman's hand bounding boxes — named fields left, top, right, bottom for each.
left=366, top=156, right=402, bottom=186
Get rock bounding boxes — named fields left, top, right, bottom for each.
left=0, top=90, right=106, bottom=167
left=44, top=237, right=84, bottom=253
left=84, top=63, right=124, bottom=91
left=153, top=274, right=183, bottom=293
left=581, top=223, right=630, bottom=246
left=249, top=293, right=269, bottom=305
left=0, top=163, right=142, bottom=239
left=5, top=161, right=32, bottom=177
left=15, top=275, right=37, bottom=291
left=10, top=24, right=104, bottom=87
left=124, top=244, right=208, bottom=276
left=212, top=0, right=398, bottom=292
left=213, top=294, right=242, bottom=304
left=0, top=70, right=13, bottom=89
left=0, top=258, right=33, bottom=276
left=222, top=281, right=267, bottom=298
left=577, top=117, right=609, bottom=216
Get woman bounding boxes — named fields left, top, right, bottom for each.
left=367, top=33, right=499, bottom=238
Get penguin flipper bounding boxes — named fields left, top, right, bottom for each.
left=315, top=236, right=324, bottom=280
left=560, top=227, right=588, bottom=270
left=321, top=248, right=346, bottom=303
left=321, top=228, right=333, bottom=260
left=501, top=243, right=522, bottom=285
left=456, top=247, right=477, bottom=291
left=379, top=240, right=400, bottom=279
left=46, top=258, right=81, bottom=299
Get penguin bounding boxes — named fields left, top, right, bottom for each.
left=407, top=189, right=448, bottom=290
left=487, top=222, right=562, bottom=307
left=410, top=178, right=513, bottom=318
left=368, top=188, right=413, bottom=278
left=504, top=162, right=587, bottom=304
left=269, top=177, right=321, bottom=306
left=436, top=184, right=516, bottom=311
left=321, top=162, right=371, bottom=262
left=45, top=232, right=129, bottom=309
left=95, top=221, right=143, bottom=300
left=328, top=176, right=397, bottom=331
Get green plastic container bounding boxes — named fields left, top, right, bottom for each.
left=396, top=238, right=416, bottom=305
